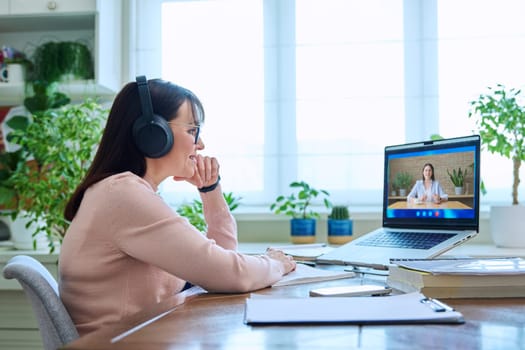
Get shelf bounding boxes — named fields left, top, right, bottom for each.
left=0, top=81, right=115, bottom=106
left=0, top=13, right=95, bottom=32
left=0, top=0, right=122, bottom=102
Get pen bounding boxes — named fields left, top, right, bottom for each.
left=345, top=267, right=389, bottom=277
left=429, top=298, right=454, bottom=312
left=420, top=297, right=454, bottom=312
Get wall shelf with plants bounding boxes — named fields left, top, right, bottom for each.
left=0, top=1, right=122, bottom=106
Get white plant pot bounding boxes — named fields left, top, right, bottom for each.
left=8, top=214, right=49, bottom=251
left=490, top=205, right=525, bottom=248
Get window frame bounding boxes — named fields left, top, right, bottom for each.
left=131, top=0, right=522, bottom=211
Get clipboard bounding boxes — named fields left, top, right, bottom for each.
left=244, top=292, right=464, bottom=325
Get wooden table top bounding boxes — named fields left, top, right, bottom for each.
left=62, top=272, right=525, bottom=350
left=389, top=200, right=471, bottom=209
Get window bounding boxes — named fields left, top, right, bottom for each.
left=160, top=0, right=266, bottom=204
left=295, top=0, right=404, bottom=205
left=135, top=0, right=525, bottom=209
left=437, top=0, right=525, bottom=204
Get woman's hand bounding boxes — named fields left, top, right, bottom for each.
left=174, top=154, right=220, bottom=188
left=265, top=248, right=297, bottom=275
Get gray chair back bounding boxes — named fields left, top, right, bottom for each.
left=2, top=255, right=79, bottom=350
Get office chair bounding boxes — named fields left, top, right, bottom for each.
left=2, top=255, right=79, bottom=350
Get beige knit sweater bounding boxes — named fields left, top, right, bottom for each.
left=59, top=172, right=285, bottom=336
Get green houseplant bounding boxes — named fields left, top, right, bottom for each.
left=176, top=192, right=242, bottom=233
left=327, top=205, right=353, bottom=244
left=1, top=99, right=107, bottom=252
left=22, top=81, right=71, bottom=114
left=394, top=171, right=413, bottom=197
left=469, top=84, right=525, bottom=205
left=0, top=149, right=24, bottom=209
left=468, top=84, right=525, bottom=247
left=30, top=41, right=94, bottom=83
left=21, top=40, right=93, bottom=114
left=446, top=167, right=468, bottom=194
left=270, top=181, right=332, bottom=243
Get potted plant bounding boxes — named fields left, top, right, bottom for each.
left=270, top=181, right=332, bottom=244
left=468, top=84, right=525, bottom=247
left=22, top=81, right=71, bottom=114
left=30, top=41, right=94, bottom=83
left=20, top=40, right=93, bottom=112
left=1, top=99, right=107, bottom=252
left=176, top=192, right=242, bottom=233
left=327, top=205, right=353, bottom=244
left=0, top=149, right=49, bottom=250
left=390, top=182, right=397, bottom=197
left=446, top=167, right=468, bottom=195
left=394, top=171, right=413, bottom=197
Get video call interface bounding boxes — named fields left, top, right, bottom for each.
left=385, top=144, right=479, bottom=221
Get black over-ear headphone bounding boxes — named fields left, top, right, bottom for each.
left=132, top=75, right=174, bottom=158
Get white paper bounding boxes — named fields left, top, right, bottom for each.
left=272, top=264, right=355, bottom=287
left=269, top=244, right=335, bottom=259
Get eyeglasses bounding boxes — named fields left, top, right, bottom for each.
left=168, top=122, right=201, bottom=144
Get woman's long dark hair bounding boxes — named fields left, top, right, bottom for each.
left=64, top=79, right=204, bottom=224
left=421, top=163, right=436, bottom=181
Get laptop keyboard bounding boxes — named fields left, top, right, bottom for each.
left=356, top=231, right=456, bottom=250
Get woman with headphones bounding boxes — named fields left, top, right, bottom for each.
left=59, top=77, right=296, bottom=336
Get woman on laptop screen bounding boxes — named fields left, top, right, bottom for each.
left=407, top=163, right=448, bottom=204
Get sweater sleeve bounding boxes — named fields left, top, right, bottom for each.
left=200, top=184, right=237, bottom=250
left=104, top=175, right=285, bottom=293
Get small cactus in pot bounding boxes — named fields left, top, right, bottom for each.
left=327, top=205, right=353, bottom=245
left=329, top=206, right=350, bottom=220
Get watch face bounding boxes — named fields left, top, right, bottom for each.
left=0, top=219, right=9, bottom=241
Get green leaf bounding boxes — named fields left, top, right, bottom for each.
left=269, top=180, right=331, bottom=219
left=6, top=115, right=30, bottom=131
left=469, top=84, right=525, bottom=204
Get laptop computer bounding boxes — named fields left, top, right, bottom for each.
left=317, top=135, right=481, bottom=270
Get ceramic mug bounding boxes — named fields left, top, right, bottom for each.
left=0, top=66, right=7, bottom=82
left=6, top=64, right=25, bottom=83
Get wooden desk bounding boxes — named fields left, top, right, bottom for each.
left=62, top=274, right=525, bottom=350
left=388, top=195, right=474, bottom=207
left=389, top=200, right=471, bottom=209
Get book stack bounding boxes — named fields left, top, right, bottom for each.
left=387, top=257, right=525, bottom=299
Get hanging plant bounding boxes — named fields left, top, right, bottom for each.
left=30, top=41, right=94, bottom=83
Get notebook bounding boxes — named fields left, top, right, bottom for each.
left=317, top=135, right=481, bottom=270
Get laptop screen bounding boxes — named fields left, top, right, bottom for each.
left=383, top=135, right=480, bottom=231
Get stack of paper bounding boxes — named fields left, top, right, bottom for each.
left=273, top=263, right=355, bottom=287
left=387, top=257, right=525, bottom=298
left=268, top=243, right=334, bottom=262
